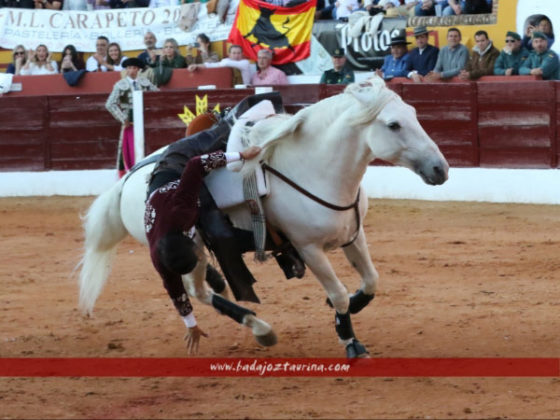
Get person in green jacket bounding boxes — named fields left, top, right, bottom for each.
left=150, top=38, right=188, bottom=69
left=519, top=31, right=559, bottom=80
left=320, top=48, right=355, bottom=85
left=494, top=31, right=530, bottom=76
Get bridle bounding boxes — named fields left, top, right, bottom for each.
left=261, top=163, right=361, bottom=247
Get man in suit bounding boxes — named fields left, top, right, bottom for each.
left=106, top=57, right=158, bottom=177
left=407, top=25, right=439, bottom=83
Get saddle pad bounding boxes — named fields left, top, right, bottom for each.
left=204, top=166, right=269, bottom=210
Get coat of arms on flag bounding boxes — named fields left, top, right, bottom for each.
left=228, top=0, right=317, bottom=65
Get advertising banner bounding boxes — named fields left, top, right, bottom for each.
left=0, top=6, right=232, bottom=52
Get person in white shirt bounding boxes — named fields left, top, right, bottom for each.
left=86, top=36, right=110, bottom=72
left=20, top=45, right=58, bottom=76
left=188, top=44, right=256, bottom=85
left=334, top=0, right=359, bottom=20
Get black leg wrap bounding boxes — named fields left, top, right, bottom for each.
left=346, top=339, right=369, bottom=358
left=335, top=311, right=355, bottom=341
left=349, top=290, right=375, bottom=314
left=212, top=294, right=256, bottom=324
left=205, top=265, right=226, bottom=294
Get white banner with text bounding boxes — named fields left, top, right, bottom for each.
left=0, top=6, right=233, bottom=52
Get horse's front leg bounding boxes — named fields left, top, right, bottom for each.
left=298, top=244, right=369, bottom=358
left=183, top=254, right=277, bottom=348
left=341, top=227, right=378, bottom=314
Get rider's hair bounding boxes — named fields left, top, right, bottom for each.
left=157, top=231, right=198, bottom=274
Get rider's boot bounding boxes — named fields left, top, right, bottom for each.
left=197, top=185, right=260, bottom=304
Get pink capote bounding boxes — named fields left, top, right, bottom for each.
left=122, top=126, right=135, bottom=171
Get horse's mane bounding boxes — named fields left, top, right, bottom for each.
left=239, top=76, right=396, bottom=176
left=343, top=76, right=398, bottom=126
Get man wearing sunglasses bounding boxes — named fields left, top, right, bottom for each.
left=494, top=31, right=529, bottom=76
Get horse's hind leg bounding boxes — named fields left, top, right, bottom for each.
left=298, top=244, right=368, bottom=358
left=341, top=227, right=378, bottom=314
left=183, top=258, right=277, bottom=347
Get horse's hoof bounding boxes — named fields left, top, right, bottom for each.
left=345, top=339, right=369, bottom=358
left=255, top=330, right=278, bottom=347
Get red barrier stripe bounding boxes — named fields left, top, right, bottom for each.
left=0, top=358, right=558, bottom=378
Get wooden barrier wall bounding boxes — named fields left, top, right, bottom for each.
left=0, top=81, right=558, bottom=171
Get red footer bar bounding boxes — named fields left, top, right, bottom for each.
left=0, top=358, right=559, bottom=377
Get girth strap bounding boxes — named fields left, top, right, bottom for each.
left=262, top=163, right=359, bottom=211
left=261, top=163, right=361, bottom=247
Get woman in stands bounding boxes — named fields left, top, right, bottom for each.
left=20, top=45, right=58, bottom=76
left=194, top=33, right=219, bottom=63
left=59, top=44, right=85, bottom=73
left=6, top=45, right=27, bottom=75
left=106, top=42, right=128, bottom=72
left=523, top=15, right=555, bottom=51
left=151, top=38, right=188, bottom=69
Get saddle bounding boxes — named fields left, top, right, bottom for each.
left=200, top=98, right=306, bottom=293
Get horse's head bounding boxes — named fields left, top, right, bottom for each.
left=346, top=77, right=449, bottom=186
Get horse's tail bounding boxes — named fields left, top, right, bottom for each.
left=77, top=179, right=128, bottom=316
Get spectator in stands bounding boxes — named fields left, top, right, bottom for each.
left=425, top=27, right=468, bottom=81
left=137, top=32, right=159, bottom=67
left=519, top=32, right=559, bottom=81
left=407, top=25, right=439, bottom=82
left=33, top=0, right=62, bottom=9
left=150, top=38, right=188, bottom=69
left=188, top=44, right=256, bottom=86
left=106, top=57, right=158, bottom=178
left=63, top=0, right=88, bottom=9
left=20, top=45, right=58, bottom=75
left=59, top=44, right=85, bottom=73
left=6, top=45, right=27, bottom=75
left=459, top=30, right=499, bottom=80
left=377, top=0, right=418, bottom=17
left=493, top=31, right=529, bottom=76
left=320, top=48, right=355, bottom=84
left=375, top=30, right=411, bottom=80
left=1, top=0, right=35, bottom=7
left=87, top=0, right=111, bottom=9
left=443, top=0, right=491, bottom=16
left=194, top=33, right=219, bottom=63
left=110, top=0, right=148, bottom=8
left=522, top=15, right=554, bottom=52
left=250, top=49, right=289, bottom=86
left=107, top=42, right=128, bottom=72
left=86, top=36, right=110, bottom=72
left=414, top=0, right=448, bottom=17
left=149, top=0, right=173, bottom=6
left=315, top=0, right=336, bottom=20
left=334, top=0, right=359, bottom=20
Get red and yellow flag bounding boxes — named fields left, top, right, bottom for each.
left=228, top=0, right=316, bottom=65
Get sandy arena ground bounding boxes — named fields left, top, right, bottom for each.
left=1, top=196, right=559, bottom=419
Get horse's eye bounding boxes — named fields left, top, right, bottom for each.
left=388, top=122, right=401, bottom=131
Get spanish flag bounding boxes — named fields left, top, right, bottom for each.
left=228, top=0, right=316, bottom=65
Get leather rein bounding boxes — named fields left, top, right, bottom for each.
left=261, top=163, right=361, bottom=247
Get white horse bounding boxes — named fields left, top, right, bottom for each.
left=78, top=77, right=449, bottom=357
